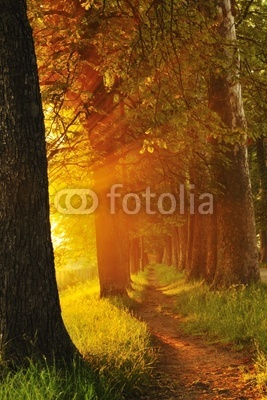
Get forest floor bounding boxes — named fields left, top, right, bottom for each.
left=134, top=267, right=263, bottom=400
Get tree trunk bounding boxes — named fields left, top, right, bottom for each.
left=259, top=231, right=267, bottom=264
left=94, top=164, right=130, bottom=297
left=171, top=227, right=179, bottom=269
left=0, top=0, right=76, bottom=366
left=139, top=236, right=149, bottom=270
left=205, top=211, right=218, bottom=283
left=177, top=223, right=188, bottom=271
left=187, top=213, right=208, bottom=281
left=163, top=235, right=172, bottom=266
left=155, top=247, right=164, bottom=264
left=130, top=237, right=141, bottom=274
left=210, top=0, right=260, bottom=287
left=256, top=137, right=267, bottom=263
left=185, top=214, right=195, bottom=275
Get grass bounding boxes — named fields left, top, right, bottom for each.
left=129, top=268, right=151, bottom=303
left=153, top=264, right=267, bottom=390
left=60, top=279, right=155, bottom=395
left=0, top=361, right=100, bottom=400
left=0, top=278, right=156, bottom=400
left=5, top=263, right=267, bottom=397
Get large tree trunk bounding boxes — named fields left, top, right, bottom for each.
left=94, top=164, right=130, bottom=297
left=210, top=0, right=260, bottom=287
left=0, top=0, right=76, bottom=365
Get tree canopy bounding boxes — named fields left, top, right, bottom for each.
left=27, top=0, right=267, bottom=293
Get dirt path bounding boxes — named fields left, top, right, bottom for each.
left=135, top=268, right=262, bottom=400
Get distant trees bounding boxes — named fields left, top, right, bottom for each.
left=0, top=0, right=76, bottom=365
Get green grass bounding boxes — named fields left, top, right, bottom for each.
left=60, top=280, right=155, bottom=395
left=0, top=278, right=156, bottom=400
left=0, top=360, right=104, bottom=400
left=152, top=264, right=184, bottom=286
left=128, top=269, right=151, bottom=303
left=153, top=264, right=267, bottom=390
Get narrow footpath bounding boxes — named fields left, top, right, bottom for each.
left=135, top=268, right=262, bottom=400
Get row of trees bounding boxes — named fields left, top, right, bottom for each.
left=0, top=0, right=266, bottom=365
left=31, top=0, right=264, bottom=292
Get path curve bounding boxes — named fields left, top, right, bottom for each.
left=135, top=268, right=262, bottom=400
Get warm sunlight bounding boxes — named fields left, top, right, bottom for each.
left=1, top=1, right=266, bottom=399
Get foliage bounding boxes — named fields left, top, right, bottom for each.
left=238, top=0, right=267, bottom=137
left=28, top=0, right=267, bottom=286
left=50, top=212, right=97, bottom=271
left=237, top=1, right=267, bottom=238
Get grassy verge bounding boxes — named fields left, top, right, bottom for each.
left=0, top=361, right=101, bottom=400
left=153, top=264, right=267, bottom=389
left=60, top=279, right=156, bottom=396
left=0, top=279, right=156, bottom=399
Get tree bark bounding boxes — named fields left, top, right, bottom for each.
left=155, top=247, right=164, bottom=264
left=163, top=235, right=172, bottom=266
left=138, top=236, right=149, bottom=270
left=177, top=223, right=188, bottom=271
left=185, top=214, right=195, bottom=275
left=259, top=231, right=267, bottom=264
left=205, top=211, right=218, bottom=283
left=210, top=0, right=260, bottom=287
left=0, top=0, right=76, bottom=365
left=256, top=137, right=267, bottom=263
left=130, top=237, right=141, bottom=274
left=94, top=164, right=130, bottom=297
left=171, top=227, right=179, bottom=268
left=187, top=213, right=208, bottom=281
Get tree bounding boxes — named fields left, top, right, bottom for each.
left=255, top=137, right=267, bottom=263
left=208, top=0, right=260, bottom=287
left=237, top=0, right=267, bottom=264
left=0, top=0, right=76, bottom=365
left=94, top=162, right=131, bottom=297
